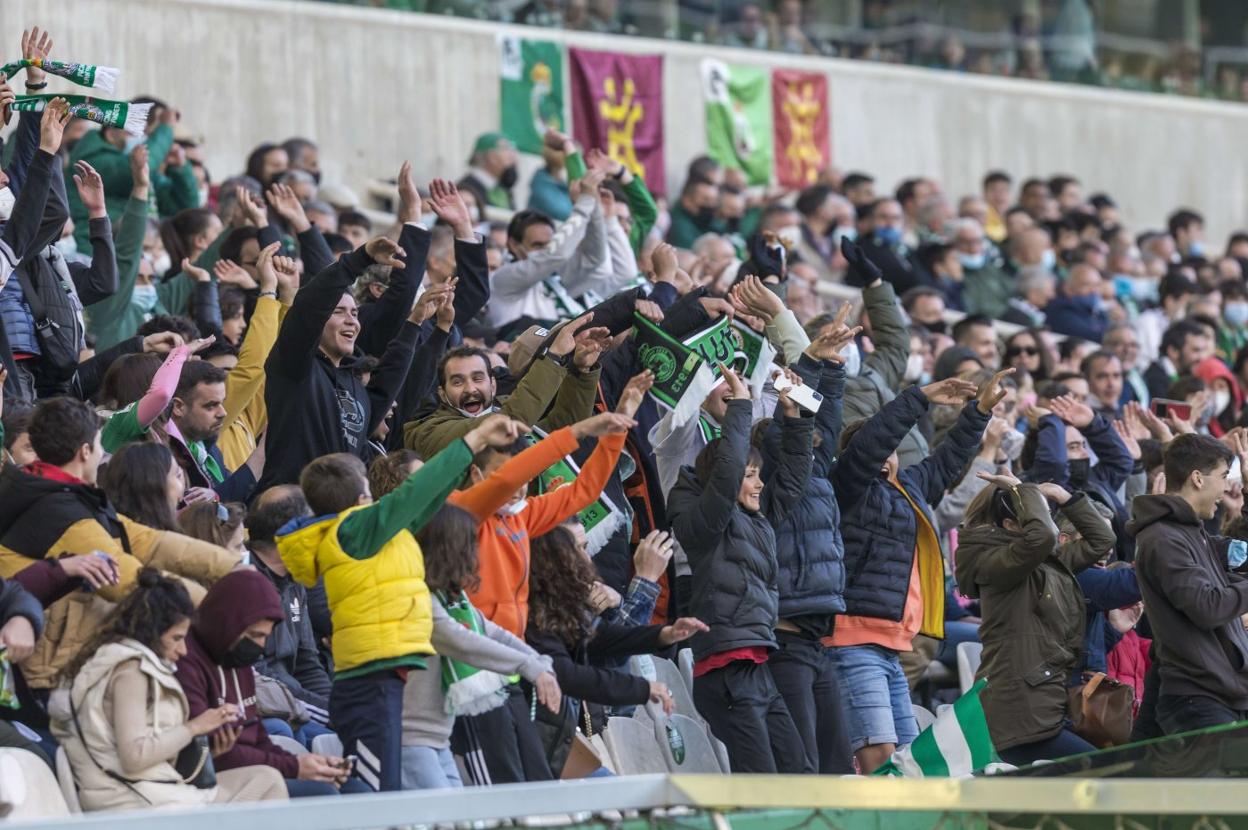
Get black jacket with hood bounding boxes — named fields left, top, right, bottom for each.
left=253, top=552, right=332, bottom=724
left=1130, top=494, right=1248, bottom=710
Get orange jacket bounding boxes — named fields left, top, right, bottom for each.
left=450, top=427, right=626, bottom=637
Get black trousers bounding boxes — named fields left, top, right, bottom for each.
left=454, top=684, right=553, bottom=784
left=769, top=631, right=855, bottom=774
left=692, top=659, right=812, bottom=774
left=1157, top=693, right=1248, bottom=735
left=1129, top=662, right=1162, bottom=742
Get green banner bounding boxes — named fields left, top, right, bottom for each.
left=701, top=60, right=773, bottom=186
left=635, top=312, right=710, bottom=411
left=499, top=36, right=564, bottom=155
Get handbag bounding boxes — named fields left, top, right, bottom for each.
left=1067, top=671, right=1134, bottom=748
left=173, top=736, right=216, bottom=789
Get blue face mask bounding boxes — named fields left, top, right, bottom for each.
left=875, top=226, right=902, bottom=247
left=959, top=251, right=986, bottom=270
left=1230, top=539, right=1247, bottom=570
left=1188, top=240, right=1207, bottom=259
left=123, top=135, right=145, bottom=154
left=1041, top=249, right=1057, bottom=271
left=1226, top=303, right=1248, bottom=328
left=131, top=283, right=159, bottom=314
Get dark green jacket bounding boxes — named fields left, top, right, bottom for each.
left=67, top=124, right=174, bottom=248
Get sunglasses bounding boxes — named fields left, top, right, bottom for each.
left=1007, top=345, right=1039, bottom=357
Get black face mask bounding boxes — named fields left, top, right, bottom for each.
left=696, top=206, right=716, bottom=226
left=224, top=636, right=265, bottom=668
left=923, top=320, right=949, bottom=336
left=1067, top=458, right=1091, bottom=489
left=724, top=216, right=742, bottom=233
left=499, top=166, right=519, bottom=189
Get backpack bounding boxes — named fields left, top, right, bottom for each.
left=14, top=255, right=82, bottom=382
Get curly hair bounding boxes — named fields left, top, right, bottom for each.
left=528, top=525, right=598, bottom=649
left=60, top=568, right=194, bottom=682
left=367, top=449, right=422, bottom=499
left=416, top=504, right=481, bottom=597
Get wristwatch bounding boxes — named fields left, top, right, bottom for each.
left=545, top=350, right=570, bottom=369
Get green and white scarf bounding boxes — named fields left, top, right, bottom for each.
left=12, top=94, right=151, bottom=136
left=532, top=425, right=627, bottom=556
left=0, top=58, right=119, bottom=93
left=437, top=591, right=510, bottom=717
left=633, top=312, right=719, bottom=429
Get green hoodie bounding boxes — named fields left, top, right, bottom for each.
left=67, top=123, right=174, bottom=249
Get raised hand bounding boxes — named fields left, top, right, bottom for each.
left=585, top=147, right=623, bottom=176
left=633, top=529, right=675, bottom=581
left=697, top=296, right=735, bottom=321
left=183, top=257, right=212, bottom=284
left=616, top=370, right=655, bottom=418
left=427, top=178, right=474, bottom=238
left=543, top=128, right=575, bottom=154
left=1112, top=418, right=1142, bottom=461
left=434, top=286, right=456, bottom=331
left=395, top=161, right=420, bottom=225
left=0, top=75, right=13, bottom=127
left=1229, top=428, right=1248, bottom=473
left=775, top=367, right=803, bottom=418
left=650, top=242, right=678, bottom=284
left=129, top=143, right=150, bottom=197
left=920, top=378, right=978, bottom=406
left=409, top=279, right=456, bottom=325
left=255, top=241, right=282, bottom=294
left=717, top=362, right=750, bottom=401
left=659, top=617, right=710, bottom=646
left=976, top=469, right=1021, bottom=489
left=21, top=27, right=53, bottom=87
left=1049, top=394, right=1094, bottom=429
left=805, top=302, right=861, bottom=363
left=571, top=325, right=612, bottom=370
left=187, top=334, right=217, bottom=356
left=365, top=236, right=405, bottom=269
left=570, top=168, right=607, bottom=202
left=976, top=367, right=1017, bottom=415
left=265, top=182, right=310, bottom=233
left=213, top=259, right=258, bottom=290
left=142, top=331, right=185, bottom=353
left=1038, top=482, right=1072, bottom=504
left=234, top=184, right=268, bottom=228
left=73, top=160, right=106, bottom=218
left=635, top=298, right=663, bottom=324
left=465, top=413, right=527, bottom=452
left=840, top=236, right=883, bottom=285
left=39, top=96, right=70, bottom=154
left=548, top=312, right=593, bottom=358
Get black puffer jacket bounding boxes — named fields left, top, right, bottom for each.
left=668, top=398, right=813, bottom=661
left=759, top=353, right=846, bottom=625
left=832, top=386, right=990, bottom=634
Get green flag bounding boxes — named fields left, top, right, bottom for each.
left=701, top=60, right=773, bottom=186
left=875, top=680, right=998, bottom=778
left=499, top=36, right=564, bottom=155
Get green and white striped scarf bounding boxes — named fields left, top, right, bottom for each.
left=12, top=94, right=151, bottom=136
left=0, top=58, right=118, bottom=93
left=437, top=591, right=510, bottom=717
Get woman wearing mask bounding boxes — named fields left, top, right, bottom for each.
left=955, top=473, right=1115, bottom=765
left=49, top=569, right=287, bottom=810
left=1192, top=358, right=1243, bottom=438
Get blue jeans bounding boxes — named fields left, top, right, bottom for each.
left=262, top=718, right=335, bottom=750
left=284, top=778, right=373, bottom=797
left=934, top=620, right=980, bottom=670
left=998, top=729, right=1095, bottom=766
left=400, top=745, right=463, bottom=790
left=829, top=644, right=919, bottom=751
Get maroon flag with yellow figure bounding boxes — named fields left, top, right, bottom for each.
left=771, top=69, right=830, bottom=189
left=569, top=48, right=665, bottom=195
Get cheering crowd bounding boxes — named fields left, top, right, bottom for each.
left=2, top=21, right=1248, bottom=813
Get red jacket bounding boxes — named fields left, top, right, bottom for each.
left=1106, top=629, right=1151, bottom=716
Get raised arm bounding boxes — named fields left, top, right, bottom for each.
left=958, top=481, right=1060, bottom=594
left=425, top=177, right=489, bottom=324
left=831, top=384, right=930, bottom=512
left=760, top=389, right=815, bottom=528
left=670, top=394, right=752, bottom=544
left=65, top=161, right=118, bottom=304
left=491, top=192, right=599, bottom=297
left=450, top=426, right=580, bottom=520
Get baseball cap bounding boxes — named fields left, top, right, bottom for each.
left=472, top=132, right=513, bottom=158
left=507, top=324, right=558, bottom=377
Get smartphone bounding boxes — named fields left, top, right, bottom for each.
left=342, top=755, right=357, bottom=774
left=772, top=372, right=824, bottom=413
left=1151, top=398, right=1193, bottom=422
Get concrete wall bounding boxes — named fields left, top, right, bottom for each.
left=4, top=0, right=1246, bottom=242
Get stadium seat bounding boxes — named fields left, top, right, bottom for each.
left=647, top=656, right=702, bottom=725
left=602, top=717, right=667, bottom=775
left=654, top=713, right=722, bottom=774
left=957, top=642, right=984, bottom=695
left=54, top=748, right=80, bottom=814
left=677, top=648, right=694, bottom=695
left=912, top=704, right=937, bottom=733
left=270, top=735, right=309, bottom=756
left=0, top=749, right=70, bottom=818
left=311, top=733, right=344, bottom=759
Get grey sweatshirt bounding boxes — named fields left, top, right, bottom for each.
left=401, top=600, right=552, bottom=748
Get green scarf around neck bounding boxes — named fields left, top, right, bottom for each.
left=437, top=591, right=510, bottom=716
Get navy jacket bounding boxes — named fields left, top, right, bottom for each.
left=760, top=353, right=847, bottom=627
left=832, top=386, right=990, bottom=627
left=1074, top=566, right=1142, bottom=678
left=1042, top=293, right=1109, bottom=343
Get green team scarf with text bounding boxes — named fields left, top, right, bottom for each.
left=0, top=58, right=119, bottom=93
left=12, top=94, right=150, bottom=135
left=437, top=591, right=510, bottom=716
left=532, top=425, right=627, bottom=556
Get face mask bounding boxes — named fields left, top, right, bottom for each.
left=776, top=225, right=802, bottom=250
left=923, top=319, right=948, bottom=337
left=123, top=135, right=144, bottom=154
left=499, top=166, right=519, bottom=189
left=839, top=341, right=861, bottom=378
left=832, top=225, right=857, bottom=246
left=724, top=216, right=741, bottom=233
left=152, top=252, right=172, bottom=277
left=1199, top=399, right=1217, bottom=427
left=0, top=187, right=14, bottom=222
left=904, top=353, right=925, bottom=383
left=1067, top=458, right=1091, bottom=488
left=958, top=251, right=986, bottom=271
left=1226, top=304, right=1248, bottom=328
left=224, top=636, right=266, bottom=668
left=696, top=206, right=717, bottom=226
left=1229, top=539, right=1247, bottom=570
left=132, top=283, right=159, bottom=313
left=1041, top=249, right=1057, bottom=271
left=198, top=186, right=210, bottom=206
left=54, top=236, right=78, bottom=259
left=1000, top=426, right=1025, bottom=462
left=1188, top=241, right=1207, bottom=259
left=875, top=226, right=901, bottom=247
left=499, top=498, right=527, bottom=517
left=1215, top=389, right=1232, bottom=415
left=1127, top=276, right=1157, bottom=304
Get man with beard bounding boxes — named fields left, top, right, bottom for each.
left=167, top=360, right=258, bottom=503
left=459, top=133, right=520, bottom=212
left=405, top=313, right=605, bottom=459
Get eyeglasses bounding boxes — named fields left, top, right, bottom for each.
left=1007, top=346, right=1039, bottom=357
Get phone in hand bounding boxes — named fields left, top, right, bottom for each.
left=772, top=372, right=824, bottom=413
left=1151, top=398, right=1193, bottom=422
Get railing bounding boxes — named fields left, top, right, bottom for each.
left=300, top=0, right=1248, bottom=103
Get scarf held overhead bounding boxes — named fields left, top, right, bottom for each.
left=12, top=94, right=150, bottom=136
left=0, top=58, right=119, bottom=93
left=531, top=425, right=626, bottom=556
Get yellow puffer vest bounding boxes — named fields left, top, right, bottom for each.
left=276, top=505, right=433, bottom=673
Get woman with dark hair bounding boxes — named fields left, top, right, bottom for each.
left=400, top=504, right=560, bottom=790
left=245, top=143, right=289, bottom=188
left=2, top=402, right=36, bottom=466
left=159, top=207, right=222, bottom=276
left=525, top=524, right=705, bottom=776
left=1004, top=328, right=1053, bottom=391
left=178, top=501, right=246, bottom=556
left=955, top=470, right=1115, bottom=766
left=100, top=443, right=183, bottom=532
left=49, top=569, right=287, bottom=810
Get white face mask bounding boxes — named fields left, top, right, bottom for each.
left=1215, top=389, right=1232, bottom=416
left=499, top=498, right=527, bottom=517
left=152, top=252, right=172, bottom=277
left=904, top=353, right=925, bottom=383
left=0, top=187, right=15, bottom=222
left=776, top=225, right=802, bottom=250
left=55, top=235, right=79, bottom=259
